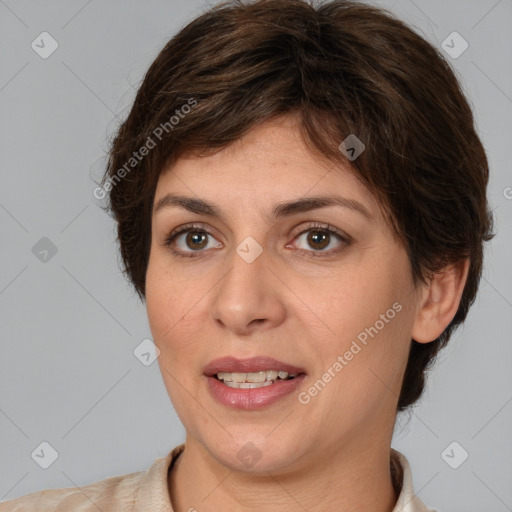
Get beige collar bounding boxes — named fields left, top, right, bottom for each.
left=135, top=444, right=435, bottom=512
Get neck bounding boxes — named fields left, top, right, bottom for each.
left=168, top=434, right=398, bottom=512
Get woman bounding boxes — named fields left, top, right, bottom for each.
left=1, top=0, right=493, bottom=510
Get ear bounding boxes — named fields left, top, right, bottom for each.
left=411, top=258, right=470, bottom=343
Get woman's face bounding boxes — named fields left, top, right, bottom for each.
left=146, top=115, right=422, bottom=473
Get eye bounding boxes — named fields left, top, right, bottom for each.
left=163, top=223, right=221, bottom=258
left=288, top=223, right=350, bottom=256
left=162, top=222, right=350, bottom=259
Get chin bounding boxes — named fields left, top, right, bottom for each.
left=201, top=430, right=308, bottom=473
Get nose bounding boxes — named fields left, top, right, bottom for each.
left=209, top=243, right=286, bottom=336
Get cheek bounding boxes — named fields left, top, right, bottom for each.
left=145, top=266, right=205, bottom=416
left=343, top=307, right=414, bottom=411
left=291, top=260, right=403, bottom=346
left=294, top=254, right=414, bottom=398
left=145, top=260, right=185, bottom=355
left=145, top=270, right=173, bottom=341
left=145, top=257, right=209, bottom=367
left=304, top=312, right=412, bottom=436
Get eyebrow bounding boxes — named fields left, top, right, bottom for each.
left=153, top=193, right=373, bottom=221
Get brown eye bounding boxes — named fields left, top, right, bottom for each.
left=291, top=224, right=349, bottom=257
left=306, top=230, right=331, bottom=250
left=163, top=224, right=222, bottom=257
left=185, top=231, right=209, bottom=250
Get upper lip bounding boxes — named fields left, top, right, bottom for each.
left=203, top=356, right=307, bottom=377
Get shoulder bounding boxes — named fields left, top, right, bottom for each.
left=0, top=445, right=184, bottom=512
left=0, top=469, right=145, bottom=512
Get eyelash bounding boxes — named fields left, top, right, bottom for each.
left=162, top=222, right=351, bottom=259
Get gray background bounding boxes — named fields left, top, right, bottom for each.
left=0, top=0, right=511, bottom=510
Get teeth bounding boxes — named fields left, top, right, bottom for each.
left=216, top=370, right=297, bottom=385
left=246, top=371, right=267, bottom=383
left=231, top=372, right=247, bottom=383
left=266, top=370, right=279, bottom=381
left=223, top=381, right=274, bottom=389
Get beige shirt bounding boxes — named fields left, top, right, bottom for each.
left=0, top=445, right=436, bottom=511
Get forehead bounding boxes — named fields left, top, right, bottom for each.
left=153, top=116, right=378, bottom=217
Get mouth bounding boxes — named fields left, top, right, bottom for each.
left=203, top=356, right=307, bottom=409
left=203, top=355, right=307, bottom=380
left=214, top=369, right=301, bottom=389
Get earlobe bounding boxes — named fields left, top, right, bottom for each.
left=411, top=259, right=470, bottom=344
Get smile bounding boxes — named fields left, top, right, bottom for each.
left=216, top=370, right=298, bottom=388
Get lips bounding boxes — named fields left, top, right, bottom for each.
left=203, top=356, right=307, bottom=377
left=204, top=357, right=308, bottom=410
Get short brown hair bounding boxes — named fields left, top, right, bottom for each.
left=99, top=0, right=494, bottom=411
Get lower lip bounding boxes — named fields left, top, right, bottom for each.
left=206, top=374, right=307, bottom=410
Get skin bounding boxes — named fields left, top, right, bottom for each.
left=145, top=115, right=469, bottom=512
